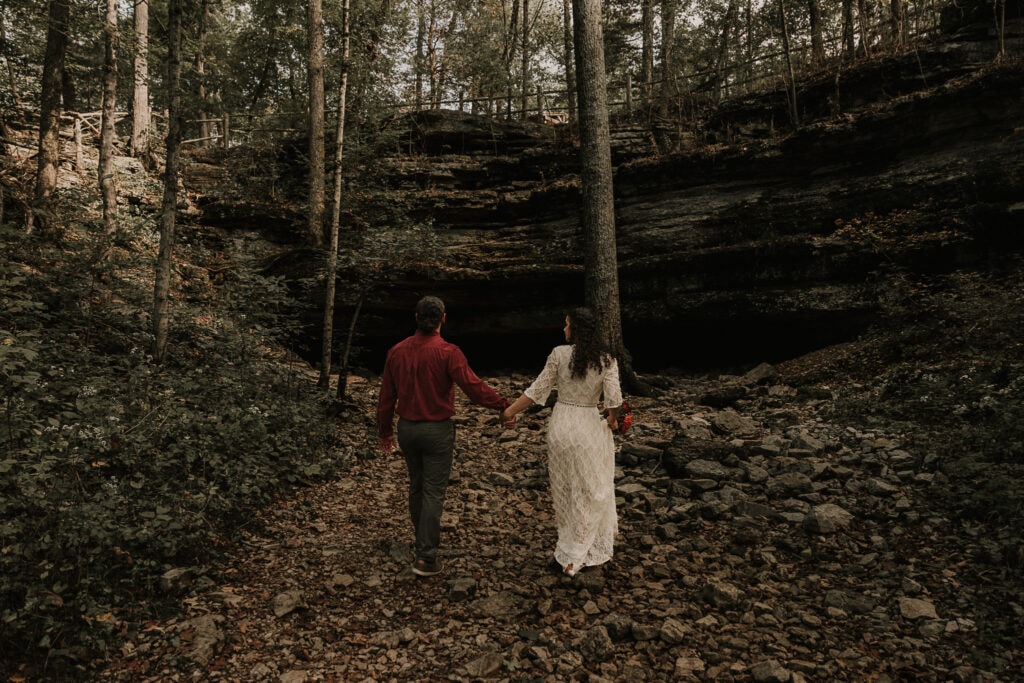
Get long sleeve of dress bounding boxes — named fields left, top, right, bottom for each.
left=603, top=359, right=623, bottom=409
left=524, top=348, right=561, bottom=405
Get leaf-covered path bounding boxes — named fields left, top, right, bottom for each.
left=94, top=367, right=1022, bottom=682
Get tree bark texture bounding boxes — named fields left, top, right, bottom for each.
left=307, top=0, right=326, bottom=247
left=196, top=0, right=211, bottom=145
left=571, top=0, right=630, bottom=379
left=153, top=0, right=184, bottom=362
left=561, top=0, right=576, bottom=127
left=100, top=0, right=118, bottom=234
left=808, top=0, right=825, bottom=64
left=33, top=0, right=69, bottom=231
left=640, top=0, right=654, bottom=104
left=322, top=0, right=351, bottom=391
left=131, top=0, right=150, bottom=157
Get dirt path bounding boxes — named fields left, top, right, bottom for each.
left=94, top=372, right=1022, bottom=682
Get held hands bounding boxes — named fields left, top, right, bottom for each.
left=501, top=408, right=517, bottom=430
left=380, top=435, right=397, bottom=456
left=606, top=413, right=619, bottom=431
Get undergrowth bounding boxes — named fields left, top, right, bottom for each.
left=0, top=214, right=341, bottom=679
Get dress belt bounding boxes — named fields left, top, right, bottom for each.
left=557, top=400, right=598, bottom=408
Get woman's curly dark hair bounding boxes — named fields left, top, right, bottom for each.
left=567, top=307, right=612, bottom=378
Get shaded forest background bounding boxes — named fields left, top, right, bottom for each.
left=2, top=0, right=1023, bottom=678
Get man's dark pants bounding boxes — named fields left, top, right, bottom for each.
left=397, top=418, right=455, bottom=563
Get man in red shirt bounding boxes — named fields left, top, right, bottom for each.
left=377, top=296, right=510, bottom=577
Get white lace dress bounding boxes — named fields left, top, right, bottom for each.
left=524, top=345, right=623, bottom=574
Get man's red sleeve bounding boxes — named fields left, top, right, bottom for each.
left=449, top=348, right=509, bottom=411
left=377, top=355, right=398, bottom=438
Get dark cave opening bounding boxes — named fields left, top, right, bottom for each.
left=325, top=309, right=877, bottom=380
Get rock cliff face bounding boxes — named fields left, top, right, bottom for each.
left=186, top=20, right=1024, bottom=374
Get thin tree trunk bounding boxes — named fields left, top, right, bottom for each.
left=995, top=0, right=1006, bottom=58
left=415, top=0, right=425, bottom=109
left=31, top=0, right=69, bottom=233
left=131, top=0, right=150, bottom=157
left=153, top=0, right=184, bottom=362
left=572, top=0, right=646, bottom=395
left=100, top=0, right=118, bottom=235
left=856, top=0, right=871, bottom=57
left=336, top=293, right=363, bottom=400
left=654, top=0, right=676, bottom=152
left=561, top=0, right=576, bottom=128
left=321, top=0, right=351, bottom=390
left=196, top=0, right=211, bottom=146
left=779, top=0, right=799, bottom=128
left=714, top=0, right=738, bottom=104
left=307, top=0, right=325, bottom=247
left=842, top=0, right=856, bottom=59
left=521, top=0, right=529, bottom=118
left=0, top=11, right=23, bottom=114
left=640, top=0, right=653, bottom=106
left=504, top=0, right=520, bottom=120
left=889, top=0, right=905, bottom=50
left=808, top=0, right=825, bottom=65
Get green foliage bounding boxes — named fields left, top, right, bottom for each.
left=0, top=218, right=340, bottom=678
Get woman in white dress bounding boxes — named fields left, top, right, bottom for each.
left=502, top=308, right=623, bottom=576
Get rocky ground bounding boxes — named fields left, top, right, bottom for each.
left=92, top=266, right=1024, bottom=683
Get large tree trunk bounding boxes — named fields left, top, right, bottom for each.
left=153, top=0, right=184, bottom=362
left=131, top=0, right=150, bottom=157
left=322, top=0, right=351, bottom=391
left=306, top=0, right=325, bottom=247
left=32, top=0, right=69, bottom=232
left=572, top=0, right=646, bottom=395
left=100, top=0, right=118, bottom=235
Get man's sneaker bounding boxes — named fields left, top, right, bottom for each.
left=412, top=558, right=441, bottom=577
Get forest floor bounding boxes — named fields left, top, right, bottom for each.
left=91, top=265, right=1024, bottom=683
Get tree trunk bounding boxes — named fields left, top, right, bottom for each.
left=572, top=0, right=646, bottom=395
left=640, top=0, right=653, bottom=106
left=504, top=0, right=520, bottom=120
left=520, top=0, right=530, bottom=118
left=100, top=0, right=118, bottom=235
left=714, top=0, right=738, bottom=104
left=153, top=0, right=184, bottom=362
left=32, top=0, right=69, bottom=233
left=856, top=0, right=871, bottom=57
left=889, top=0, right=906, bottom=50
left=0, top=12, right=23, bottom=115
left=131, top=0, right=150, bottom=157
left=561, top=0, right=576, bottom=128
left=321, top=0, right=351, bottom=390
left=779, top=0, right=799, bottom=128
left=196, top=0, right=211, bottom=146
left=307, top=0, right=325, bottom=247
left=336, top=293, right=364, bottom=400
left=808, top=0, right=825, bottom=65
left=842, top=0, right=856, bottom=59
left=654, top=0, right=676, bottom=152
left=415, top=0, right=425, bottom=109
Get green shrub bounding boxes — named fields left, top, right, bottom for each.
left=0, top=222, right=340, bottom=678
